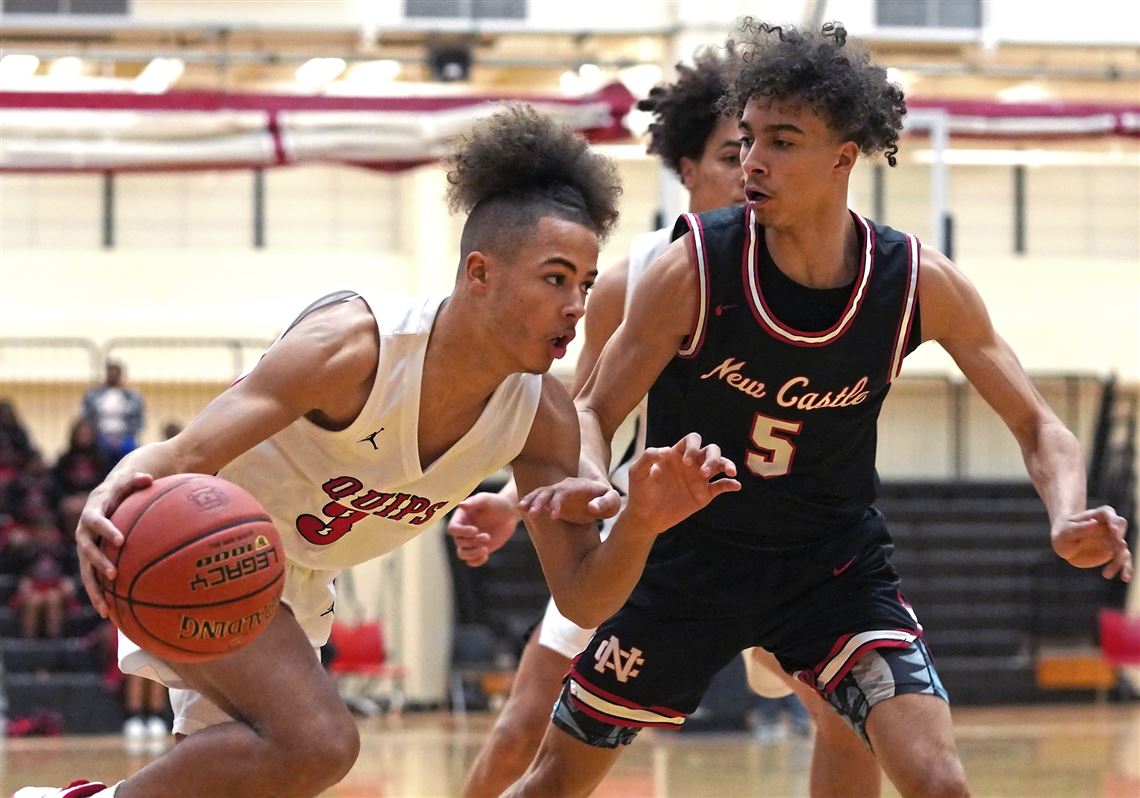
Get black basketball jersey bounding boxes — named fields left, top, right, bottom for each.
left=648, top=205, right=923, bottom=547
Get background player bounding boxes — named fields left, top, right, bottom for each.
left=17, top=106, right=740, bottom=798
left=450, top=46, right=881, bottom=798
left=506, top=21, right=1132, bottom=798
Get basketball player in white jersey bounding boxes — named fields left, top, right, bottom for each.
left=18, top=106, right=741, bottom=798
left=451, top=51, right=881, bottom=798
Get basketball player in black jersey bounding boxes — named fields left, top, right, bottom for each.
left=505, top=21, right=1132, bottom=798
left=453, top=46, right=881, bottom=798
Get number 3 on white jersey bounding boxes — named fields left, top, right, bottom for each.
left=746, top=413, right=802, bottom=478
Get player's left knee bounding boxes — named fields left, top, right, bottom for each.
left=903, top=757, right=968, bottom=798
left=291, top=712, right=361, bottom=791
left=487, top=710, right=548, bottom=770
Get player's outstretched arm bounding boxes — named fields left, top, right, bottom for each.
left=575, top=237, right=698, bottom=486
left=919, top=248, right=1131, bottom=582
left=514, top=377, right=739, bottom=628
left=76, top=299, right=381, bottom=615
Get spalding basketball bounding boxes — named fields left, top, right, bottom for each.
left=100, top=474, right=285, bottom=664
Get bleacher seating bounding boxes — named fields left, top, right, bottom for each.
left=1, top=612, right=126, bottom=734
left=881, top=481, right=1116, bottom=704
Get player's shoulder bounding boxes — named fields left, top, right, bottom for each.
left=695, top=204, right=746, bottom=231
left=665, top=204, right=747, bottom=254
left=517, top=373, right=577, bottom=460
left=858, top=213, right=911, bottom=245
left=916, top=245, right=960, bottom=292
left=275, top=294, right=380, bottom=381
left=536, top=372, right=574, bottom=417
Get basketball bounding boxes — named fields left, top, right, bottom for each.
left=100, top=474, right=286, bottom=664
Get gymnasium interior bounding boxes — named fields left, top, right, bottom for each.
left=1, top=1, right=1138, bottom=796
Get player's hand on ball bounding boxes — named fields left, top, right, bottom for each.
left=76, top=471, right=153, bottom=617
left=519, top=477, right=621, bottom=525
left=623, top=433, right=740, bottom=534
left=447, top=492, right=522, bottom=567
left=1051, top=505, right=1132, bottom=582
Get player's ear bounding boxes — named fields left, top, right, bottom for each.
left=833, top=140, right=859, bottom=175
left=463, top=250, right=491, bottom=292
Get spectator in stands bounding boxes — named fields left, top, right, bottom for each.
left=13, top=514, right=76, bottom=639
left=0, top=512, right=33, bottom=577
left=121, top=667, right=171, bottom=744
left=6, top=450, right=56, bottom=529
left=0, top=399, right=34, bottom=483
left=80, top=361, right=145, bottom=464
left=94, top=621, right=171, bottom=745
left=53, top=418, right=111, bottom=538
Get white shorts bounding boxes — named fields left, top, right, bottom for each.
left=118, top=562, right=338, bottom=736
left=536, top=596, right=595, bottom=659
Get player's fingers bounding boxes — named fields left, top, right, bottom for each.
left=446, top=520, right=474, bottom=538
left=698, top=449, right=737, bottom=479
left=676, top=432, right=705, bottom=466
left=1110, top=514, right=1129, bottom=536
left=79, top=505, right=124, bottom=550
left=547, top=493, right=565, bottom=521
left=628, top=449, right=658, bottom=480
left=696, top=443, right=722, bottom=476
left=520, top=487, right=554, bottom=517
left=80, top=566, right=108, bottom=618
left=707, top=478, right=742, bottom=497
left=455, top=531, right=490, bottom=550
left=448, top=522, right=484, bottom=541
left=101, top=472, right=154, bottom=518
left=1102, top=545, right=1130, bottom=580
left=458, top=547, right=489, bottom=565
left=1104, top=531, right=1132, bottom=579
left=76, top=527, right=116, bottom=576
left=587, top=490, right=622, bottom=519
left=1071, top=506, right=1118, bottom=527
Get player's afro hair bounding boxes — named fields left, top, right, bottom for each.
left=637, top=44, right=736, bottom=177
left=446, top=104, right=622, bottom=259
left=723, top=20, right=907, bottom=166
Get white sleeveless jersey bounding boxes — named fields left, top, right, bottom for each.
left=608, top=226, right=672, bottom=493
left=219, top=291, right=543, bottom=571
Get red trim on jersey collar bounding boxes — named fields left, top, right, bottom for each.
left=743, top=209, right=875, bottom=348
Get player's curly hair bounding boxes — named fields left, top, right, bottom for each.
left=446, top=104, right=622, bottom=259
left=723, top=20, right=906, bottom=166
left=638, top=44, right=736, bottom=176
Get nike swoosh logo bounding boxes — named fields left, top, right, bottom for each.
left=833, top=556, right=856, bottom=577
left=714, top=304, right=737, bottom=316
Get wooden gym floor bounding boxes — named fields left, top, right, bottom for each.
left=3, top=704, right=1139, bottom=797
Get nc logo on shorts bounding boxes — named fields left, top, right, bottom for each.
left=594, top=635, right=645, bottom=683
